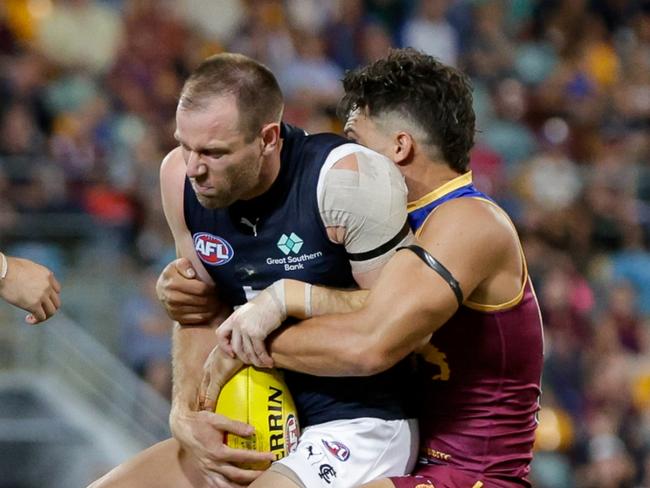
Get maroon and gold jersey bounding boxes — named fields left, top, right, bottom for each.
left=406, top=172, right=543, bottom=487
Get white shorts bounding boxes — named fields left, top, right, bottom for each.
left=271, top=417, right=418, bottom=488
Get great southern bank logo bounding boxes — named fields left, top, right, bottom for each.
left=277, top=233, right=304, bottom=255
left=267, top=232, right=323, bottom=271
left=193, top=232, right=234, bottom=266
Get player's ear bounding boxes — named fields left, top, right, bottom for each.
left=260, top=122, right=281, bottom=156
left=393, top=131, right=415, bottom=166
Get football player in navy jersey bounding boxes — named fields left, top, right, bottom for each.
left=90, top=53, right=417, bottom=488
left=168, top=49, right=543, bottom=488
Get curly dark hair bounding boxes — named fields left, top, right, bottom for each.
left=339, top=48, right=475, bottom=173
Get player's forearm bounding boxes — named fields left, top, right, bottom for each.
left=312, top=286, right=369, bottom=316
left=283, top=279, right=369, bottom=318
left=171, top=321, right=221, bottom=411
left=271, top=253, right=453, bottom=376
left=269, top=310, right=383, bottom=376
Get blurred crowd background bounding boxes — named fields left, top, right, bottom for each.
left=0, top=0, right=648, bottom=486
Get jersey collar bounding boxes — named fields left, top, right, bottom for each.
left=407, top=171, right=473, bottom=213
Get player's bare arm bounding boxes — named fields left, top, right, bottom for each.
left=215, top=278, right=371, bottom=367
left=281, top=280, right=370, bottom=319
left=268, top=197, right=522, bottom=376
left=160, top=149, right=274, bottom=483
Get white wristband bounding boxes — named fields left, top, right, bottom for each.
left=304, top=283, right=313, bottom=318
left=0, top=253, right=7, bottom=280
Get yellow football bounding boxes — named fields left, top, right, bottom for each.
left=215, top=366, right=300, bottom=469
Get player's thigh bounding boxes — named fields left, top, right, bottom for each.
left=249, top=467, right=304, bottom=488
left=88, top=438, right=205, bottom=488
left=357, top=480, right=396, bottom=488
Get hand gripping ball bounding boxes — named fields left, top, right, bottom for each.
left=215, top=366, right=300, bottom=469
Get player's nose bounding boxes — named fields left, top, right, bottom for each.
left=185, top=151, right=206, bottom=178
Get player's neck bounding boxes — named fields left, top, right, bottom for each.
left=404, top=159, right=462, bottom=202
left=240, top=143, right=283, bottom=200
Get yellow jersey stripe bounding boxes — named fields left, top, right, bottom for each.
left=407, top=171, right=473, bottom=212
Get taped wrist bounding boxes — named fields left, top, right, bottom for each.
left=304, top=283, right=313, bottom=318
left=283, top=280, right=313, bottom=319
left=267, top=280, right=288, bottom=322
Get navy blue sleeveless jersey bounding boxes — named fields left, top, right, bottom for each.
left=183, top=123, right=410, bottom=427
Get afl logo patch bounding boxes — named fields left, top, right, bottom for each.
left=322, top=439, right=350, bottom=462
left=193, top=233, right=234, bottom=266
left=285, top=414, right=299, bottom=454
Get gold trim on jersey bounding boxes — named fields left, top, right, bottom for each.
left=472, top=482, right=484, bottom=488
left=464, top=280, right=527, bottom=312
left=407, top=171, right=473, bottom=213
